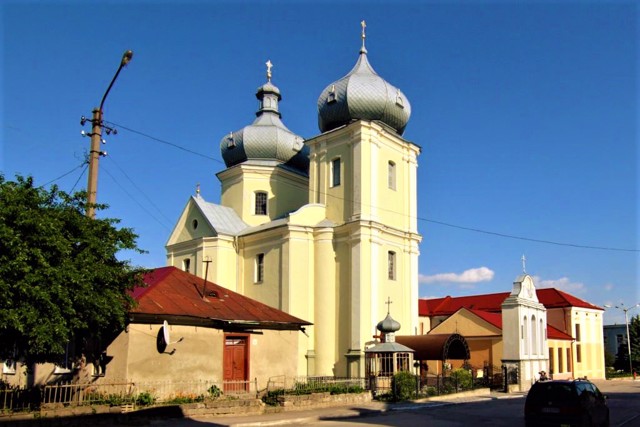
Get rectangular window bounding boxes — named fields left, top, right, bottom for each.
left=331, top=158, right=341, bottom=187
left=567, top=348, right=573, bottom=372
left=255, top=192, right=267, bottom=215
left=182, top=258, right=191, bottom=273
left=558, top=348, right=563, bottom=373
left=575, top=324, right=581, bottom=342
left=576, top=345, right=581, bottom=364
left=388, top=251, right=396, bottom=280
left=548, top=348, right=554, bottom=375
left=255, top=253, right=264, bottom=283
left=388, top=161, right=396, bottom=190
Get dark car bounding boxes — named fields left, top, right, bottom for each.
left=524, top=379, right=609, bottom=427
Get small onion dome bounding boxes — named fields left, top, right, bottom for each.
left=377, top=312, right=401, bottom=334
left=317, top=46, right=411, bottom=135
left=221, top=64, right=309, bottom=174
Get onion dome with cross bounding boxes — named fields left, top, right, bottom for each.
left=220, top=60, right=309, bottom=174
left=317, top=21, right=412, bottom=136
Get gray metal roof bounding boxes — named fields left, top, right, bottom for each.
left=220, top=76, right=309, bottom=174
left=365, top=341, right=415, bottom=354
left=193, top=195, right=248, bottom=236
left=317, top=47, right=411, bottom=135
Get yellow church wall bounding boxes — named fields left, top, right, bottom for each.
left=218, top=164, right=308, bottom=227
left=238, top=228, right=285, bottom=310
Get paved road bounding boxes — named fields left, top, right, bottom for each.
left=149, top=379, right=640, bottom=427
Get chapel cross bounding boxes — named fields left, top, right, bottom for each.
left=521, top=254, right=527, bottom=274
left=385, top=296, right=392, bottom=314
left=361, top=20, right=366, bottom=49
left=266, top=60, right=273, bottom=82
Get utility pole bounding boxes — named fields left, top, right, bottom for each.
left=82, top=50, right=133, bottom=218
left=605, top=303, right=640, bottom=375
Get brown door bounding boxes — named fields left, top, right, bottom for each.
left=224, top=336, right=248, bottom=392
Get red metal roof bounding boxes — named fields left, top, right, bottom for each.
left=129, top=267, right=311, bottom=330
left=419, top=288, right=602, bottom=317
left=464, top=308, right=573, bottom=341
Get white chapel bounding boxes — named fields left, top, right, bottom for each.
left=166, top=24, right=422, bottom=377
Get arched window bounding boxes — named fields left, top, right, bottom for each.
left=255, top=191, right=267, bottom=215
left=255, top=253, right=264, bottom=283
left=388, top=161, right=396, bottom=190
left=388, top=251, right=396, bottom=280
left=522, top=316, right=528, bottom=356
left=331, top=158, right=341, bottom=187
left=531, top=315, right=537, bottom=355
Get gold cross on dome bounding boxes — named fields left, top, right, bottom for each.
left=266, top=60, right=273, bottom=82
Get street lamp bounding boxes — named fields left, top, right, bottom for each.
left=604, top=303, right=640, bottom=375
left=82, top=50, right=133, bottom=218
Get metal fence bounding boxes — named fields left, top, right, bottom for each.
left=265, top=376, right=366, bottom=396
left=0, top=378, right=258, bottom=413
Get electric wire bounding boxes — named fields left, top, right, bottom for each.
left=105, top=155, right=175, bottom=226
left=101, top=165, right=172, bottom=231
left=104, top=120, right=219, bottom=162
left=68, top=163, right=89, bottom=194
left=105, top=121, right=639, bottom=253
left=38, top=162, right=87, bottom=189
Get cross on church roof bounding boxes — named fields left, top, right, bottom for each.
left=521, top=254, right=527, bottom=274
left=385, top=296, right=392, bottom=314
left=360, top=20, right=367, bottom=50
left=266, top=60, right=273, bottom=82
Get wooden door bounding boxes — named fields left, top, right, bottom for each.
left=224, top=336, right=248, bottom=392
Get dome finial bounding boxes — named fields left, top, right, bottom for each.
left=360, top=20, right=367, bottom=54
left=266, top=59, right=273, bottom=82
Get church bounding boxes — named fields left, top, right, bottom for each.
left=165, top=23, right=605, bottom=385
left=166, top=23, right=422, bottom=378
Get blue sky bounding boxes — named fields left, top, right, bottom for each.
left=2, top=1, right=638, bottom=325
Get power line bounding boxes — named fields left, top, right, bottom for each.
left=422, top=218, right=638, bottom=252
left=105, top=120, right=219, bottom=162
left=38, top=162, right=87, bottom=188
left=105, top=155, right=175, bottom=226
left=105, top=121, right=639, bottom=253
left=101, top=166, right=173, bottom=231
left=69, top=163, right=89, bottom=194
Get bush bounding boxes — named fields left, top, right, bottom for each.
left=450, top=368, right=473, bottom=390
left=262, top=389, right=284, bottom=406
left=135, top=392, right=155, bottom=406
left=207, top=385, right=222, bottom=399
left=392, top=372, right=417, bottom=401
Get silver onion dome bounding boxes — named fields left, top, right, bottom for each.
left=377, top=312, right=401, bottom=334
left=221, top=61, right=309, bottom=174
left=317, top=23, right=411, bottom=135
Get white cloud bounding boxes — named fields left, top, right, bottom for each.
left=419, top=267, right=495, bottom=284
left=533, top=276, right=585, bottom=294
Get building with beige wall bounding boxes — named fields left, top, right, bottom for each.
left=418, top=275, right=605, bottom=384
left=166, top=31, right=421, bottom=378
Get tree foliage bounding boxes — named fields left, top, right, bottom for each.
left=630, top=314, right=640, bottom=365
left=0, top=174, right=146, bottom=365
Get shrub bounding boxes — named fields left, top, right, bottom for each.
left=450, top=368, right=473, bottom=390
left=207, top=385, right=222, bottom=399
left=392, top=372, right=417, bottom=401
left=262, top=389, right=284, bottom=406
left=135, top=392, right=155, bottom=406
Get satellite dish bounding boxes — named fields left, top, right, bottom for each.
left=162, top=320, right=171, bottom=345
left=162, top=320, right=183, bottom=346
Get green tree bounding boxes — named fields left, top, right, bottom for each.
left=630, top=314, right=640, bottom=367
left=0, top=174, right=146, bottom=365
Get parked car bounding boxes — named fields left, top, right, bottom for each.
left=524, top=379, right=609, bottom=426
